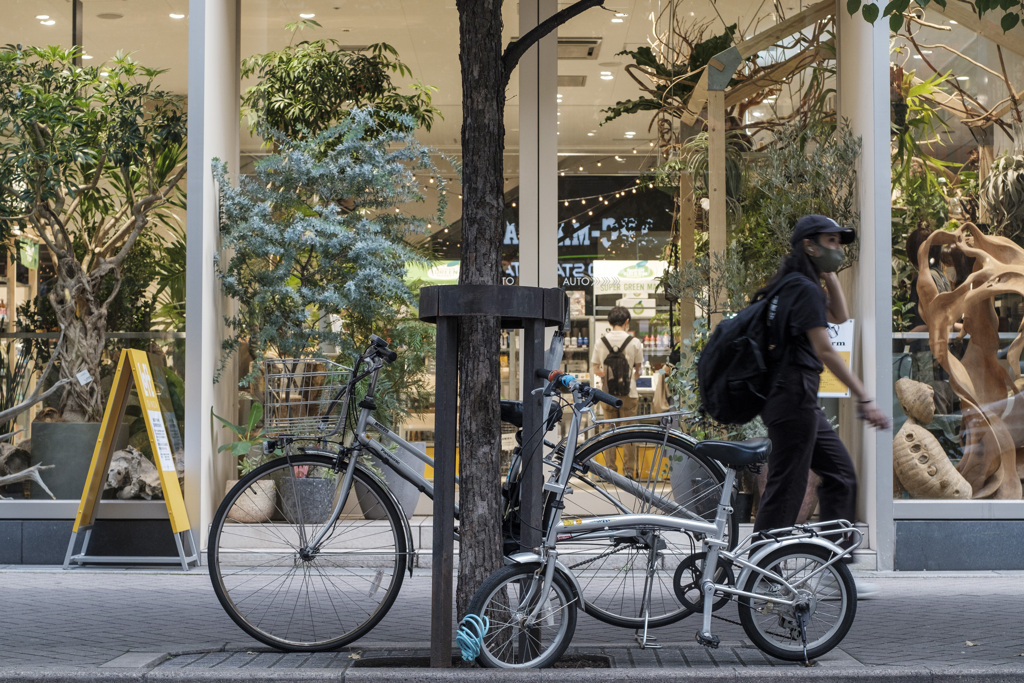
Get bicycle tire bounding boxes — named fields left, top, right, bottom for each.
left=737, top=543, right=856, bottom=661
left=208, top=454, right=407, bottom=651
left=467, top=563, right=578, bottom=669
left=558, top=428, right=734, bottom=628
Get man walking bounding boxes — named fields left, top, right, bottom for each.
left=591, top=306, right=644, bottom=477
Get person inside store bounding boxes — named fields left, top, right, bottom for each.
left=591, top=306, right=645, bottom=478
left=754, top=215, right=890, bottom=575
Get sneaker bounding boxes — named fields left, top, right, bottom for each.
left=854, top=579, right=879, bottom=600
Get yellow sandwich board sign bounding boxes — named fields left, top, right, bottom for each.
left=63, top=349, right=197, bottom=570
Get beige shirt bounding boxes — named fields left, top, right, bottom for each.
left=590, top=330, right=644, bottom=398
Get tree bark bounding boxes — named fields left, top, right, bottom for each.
left=454, top=0, right=605, bottom=618
left=455, top=0, right=506, bottom=620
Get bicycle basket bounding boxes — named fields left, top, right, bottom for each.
left=263, top=358, right=351, bottom=436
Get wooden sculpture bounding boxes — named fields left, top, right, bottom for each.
left=915, top=223, right=1024, bottom=499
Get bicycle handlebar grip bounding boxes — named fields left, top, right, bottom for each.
left=381, top=348, right=398, bottom=363
left=536, top=368, right=557, bottom=380
left=592, top=388, right=622, bottom=408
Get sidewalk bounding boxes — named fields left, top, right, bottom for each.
left=2, top=564, right=1023, bottom=682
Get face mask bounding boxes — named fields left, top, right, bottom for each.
left=808, top=244, right=844, bottom=272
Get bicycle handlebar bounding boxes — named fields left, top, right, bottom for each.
left=368, top=334, right=398, bottom=363
left=535, top=368, right=623, bottom=409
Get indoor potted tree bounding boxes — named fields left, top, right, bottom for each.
left=0, top=46, right=187, bottom=494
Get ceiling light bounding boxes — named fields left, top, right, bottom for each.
left=35, top=15, right=49, bottom=20
left=587, top=132, right=595, bottom=136
left=913, top=55, right=922, bottom=59
left=625, top=131, right=635, bottom=136
left=949, top=19, right=958, bottom=24
left=922, top=50, right=933, bottom=54
left=611, top=18, right=623, bottom=22
left=169, top=13, right=185, bottom=19
left=300, top=13, right=316, bottom=19
left=600, top=72, right=614, bottom=80
left=615, top=12, right=628, bottom=17
left=41, top=19, right=56, bottom=25
left=83, top=54, right=94, bottom=60
left=957, top=76, right=969, bottom=80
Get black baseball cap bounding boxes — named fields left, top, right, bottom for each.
left=790, top=214, right=856, bottom=247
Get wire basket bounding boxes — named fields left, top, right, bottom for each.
left=263, top=358, right=351, bottom=436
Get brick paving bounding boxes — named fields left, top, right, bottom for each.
left=1, top=565, right=1023, bottom=680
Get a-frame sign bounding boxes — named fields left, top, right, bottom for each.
left=63, top=349, right=198, bottom=570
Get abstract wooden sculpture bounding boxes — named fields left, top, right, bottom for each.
left=915, top=223, right=1024, bottom=499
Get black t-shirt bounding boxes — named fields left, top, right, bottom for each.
left=771, top=274, right=828, bottom=372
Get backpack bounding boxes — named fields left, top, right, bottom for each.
left=697, top=273, right=803, bottom=425
left=601, top=336, right=634, bottom=396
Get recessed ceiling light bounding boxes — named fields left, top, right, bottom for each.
left=35, top=15, right=49, bottom=20
left=41, top=19, right=56, bottom=25
left=913, top=55, right=922, bottom=59
left=611, top=18, right=623, bottom=22
left=587, top=132, right=595, bottom=136
left=83, top=54, right=94, bottom=60
left=169, top=13, right=185, bottom=19
left=615, top=12, right=628, bottom=17
left=600, top=71, right=613, bottom=80
left=957, top=76, right=969, bottom=80
left=949, top=19, right=958, bottom=24
left=300, top=13, right=316, bottom=19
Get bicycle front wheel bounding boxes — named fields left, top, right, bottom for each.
left=560, top=427, right=733, bottom=628
left=738, top=543, right=856, bottom=661
left=208, top=454, right=407, bottom=651
left=468, top=563, right=578, bottom=669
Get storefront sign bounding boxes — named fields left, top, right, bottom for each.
left=818, top=319, right=855, bottom=398
left=592, top=260, right=666, bottom=296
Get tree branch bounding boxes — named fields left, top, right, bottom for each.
left=502, top=0, right=606, bottom=84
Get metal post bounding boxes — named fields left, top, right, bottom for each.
left=519, top=318, right=547, bottom=552
left=430, top=315, right=458, bottom=667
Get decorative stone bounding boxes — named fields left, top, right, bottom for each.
left=893, top=422, right=971, bottom=499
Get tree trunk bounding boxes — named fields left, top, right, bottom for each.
left=50, top=256, right=113, bottom=423
left=455, top=0, right=506, bottom=619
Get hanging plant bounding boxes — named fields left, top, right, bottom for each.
left=981, top=123, right=1024, bottom=242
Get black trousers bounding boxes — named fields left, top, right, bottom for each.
left=753, top=368, right=858, bottom=532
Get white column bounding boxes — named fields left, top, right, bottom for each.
left=518, top=0, right=559, bottom=290
left=186, top=0, right=240, bottom=549
left=837, top=6, right=893, bottom=569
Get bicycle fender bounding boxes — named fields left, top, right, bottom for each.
left=736, top=538, right=845, bottom=588
left=502, top=552, right=584, bottom=601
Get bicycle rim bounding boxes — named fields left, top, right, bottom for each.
left=208, top=454, right=407, bottom=651
left=560, top=428, right=732, bottom=628
left=469, top=563, right=578, bottom=669
left=738, top=544, right=856, bottom=661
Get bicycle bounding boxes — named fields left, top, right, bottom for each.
left=208, top=336, right=734, bottom=651
left=462, top=369, right=860, bottom=668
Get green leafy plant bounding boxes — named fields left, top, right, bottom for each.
left=213, top=402, right=279, bottom=476
left=241, top=21, right=439, bottom=142
left=981, top=123, right=1024, bottom=242
left=0, top=46, right=187, bottom=422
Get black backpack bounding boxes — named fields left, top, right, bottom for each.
left=601, top=336, right=634, bottom=396
left=697, top=273, right=803, bottom=425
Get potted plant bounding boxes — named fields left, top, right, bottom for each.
left=0, top=46, right=186, bottom=499
left=213, top=402, right=279, bottom=523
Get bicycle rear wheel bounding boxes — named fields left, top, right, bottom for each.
left=737, top=543, right=856, bottom=661
left=208, top=454, right=407, bottom=651
left=559, top=427, right=733, bottom=628
left=468, top=563, right=578, bottom=669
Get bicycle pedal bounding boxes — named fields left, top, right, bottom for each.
left=695, top=631, right=720, bottom=649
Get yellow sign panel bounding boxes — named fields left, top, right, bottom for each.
left=72, top=349, right=189, bottom=534
left=819, top=351, right=851, bottom=396
left=818, top=319, right=855, bottom=398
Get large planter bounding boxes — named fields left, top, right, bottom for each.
left=225, top=479, right=277, bottom=524
left=277, top=477, right=334, bottom=524
left=366, top=443, right=426, bottom=519
left=29, top=422, right=102, bottom=500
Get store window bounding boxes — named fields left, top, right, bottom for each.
left=890, top=17, right=1024, bottom=503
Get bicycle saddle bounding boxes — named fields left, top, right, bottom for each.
left=500, top=400, right=523, bottom=428
left=693, top=437, right=772, bottom=469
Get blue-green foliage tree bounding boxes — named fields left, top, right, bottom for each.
left=214, top=109, right=443, bottom=422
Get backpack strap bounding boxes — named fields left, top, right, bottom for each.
left=601, top=336, right=615, bottom=353
left=615, top=338, right=632, bottom=354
